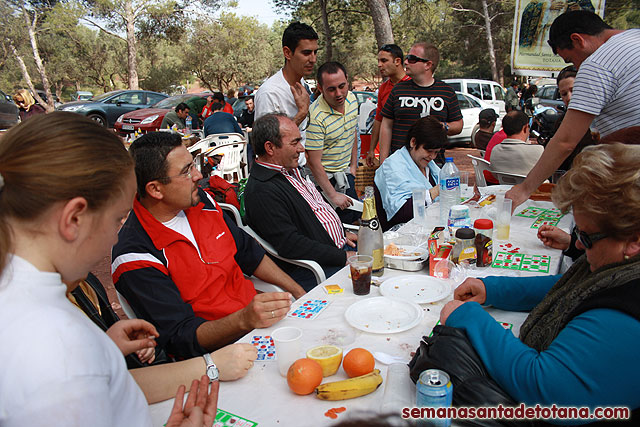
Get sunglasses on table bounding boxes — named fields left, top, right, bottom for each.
left=405, top=54, right=430, bottom=64
left=573, top=225, right=607, bottom=249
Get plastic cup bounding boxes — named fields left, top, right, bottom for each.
left=412, top=188, right=427, bottom=225
left=496, top=198, right=512, bottom=240
left=348, top=255, right=373, bottom=295
left=272, top=327, right=303, bottom=377
left=460, top=171, right=469, bottom=195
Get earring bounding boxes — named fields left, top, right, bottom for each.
left=624, top=254, right=630, bottom=260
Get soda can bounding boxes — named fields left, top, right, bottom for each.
left=416, top=369, right=453, bottom=427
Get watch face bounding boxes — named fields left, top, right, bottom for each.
left=206, top=365, right=219, bottom=382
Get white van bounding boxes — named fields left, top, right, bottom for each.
left=443, top=79, right=506, bottom=115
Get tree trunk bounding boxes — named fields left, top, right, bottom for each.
left=481, top=0, right=499, bottom=83
left=366, top=0, right=394, bottom=48
left=8, top=43, right=42, bottom=108
left=22, top=7, right=55, bottom=112
left=319, top=0, right=333, bottom=62
left=125, top=0, right=139, bottom=89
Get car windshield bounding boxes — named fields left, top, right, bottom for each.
left=152, top=94, right=193, bottom=109
left=92, top=91, right=122, bottom=102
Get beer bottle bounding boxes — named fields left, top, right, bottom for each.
left=358, top=186, right=384, bottom=276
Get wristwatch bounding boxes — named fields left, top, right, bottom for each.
left=443, top=122, right=450, bottom=132
left=203, top=353, right=219, bottom=382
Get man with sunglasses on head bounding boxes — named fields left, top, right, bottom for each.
left=112, top=132, right=306, bottom=360
left=378, top=42, right=463, bottom=164
left=365, top=44, right=410, bottom=167
left=506, top=10, right=640, bottom=211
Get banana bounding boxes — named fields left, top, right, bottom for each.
left=315, top=369, right=383, bottom=401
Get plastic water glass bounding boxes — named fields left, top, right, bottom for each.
left=412, top=188, right=427, bottom=225
left=272, top=327, right=302, bottom=377
left=496, top=198, right=512, bottom=240
left=459, top=171, right=469, bottom=196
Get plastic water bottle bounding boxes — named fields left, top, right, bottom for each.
left=439, top=157, right=460, bottom=226
left=185, top=115, right=192, bottom=132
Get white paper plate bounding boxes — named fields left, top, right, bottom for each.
left=344, top=297, right=423, bottom=334
left=383, top=244, right=428, bottom=261
left=379, top=275, right=451, bottom=304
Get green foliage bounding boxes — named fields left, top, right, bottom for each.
left=182, top=13, right=280, bottom=91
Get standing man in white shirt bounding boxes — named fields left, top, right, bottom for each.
left=506, top=10, right=640, bottom=209
left=255, top=22, right=319, bottom=169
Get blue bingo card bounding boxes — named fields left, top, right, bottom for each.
left=287, top=299, right=330, bottom=320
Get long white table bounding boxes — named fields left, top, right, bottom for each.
left=149, top=185, right=573, bottom=426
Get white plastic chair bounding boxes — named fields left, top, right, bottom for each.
left=492, top=171, right=527, bottom=185
left=217, top=203, right=327, bottom=289
left=203, top=142, right=246, bottom=182
left=467, top=154, right=491, bottom=187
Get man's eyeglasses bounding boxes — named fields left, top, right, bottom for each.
left=157, top=159, right=198, bottom=181
left=405, top=54, right=430, bottom=64
left=573, top=225, right=607, bottom=249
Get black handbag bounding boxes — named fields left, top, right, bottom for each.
left=409, top=325, right=530, bottom=426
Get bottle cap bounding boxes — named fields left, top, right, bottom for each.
left=455, top=228, right=475, bottom=239
left=474, top=218, right=493, bottom=230
left=445, top=157, right=453, bottom=162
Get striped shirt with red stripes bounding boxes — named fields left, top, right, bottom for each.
left=255, top=160, right=347, bottom=248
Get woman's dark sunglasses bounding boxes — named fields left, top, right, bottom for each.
left=405, top=54, right=430, bottom=64
left=573, top=225, right=607, bottom=249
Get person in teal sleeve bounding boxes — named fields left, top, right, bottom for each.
left=440, top=143, right=640, bottom=423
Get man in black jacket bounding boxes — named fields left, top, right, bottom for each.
left=244, top=113, right=357, bottom=290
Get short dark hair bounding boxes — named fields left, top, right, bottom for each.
left=502, top=111, right=529, bottom=136
left=251, top=113, right=288, bottom=157
left=175, top=102, right=189, bottom=112
left=556, top=65, right=577, bottom=84
left=212, top=92, right=225, bottom=103
left=129, top=131, right=183, bottom=196
left=282, top=22, right=318, bottom=53
left=405, top=116, right=447, bottom=150
left=548, top=11, right=612, bottom=54
left=211, top=102, right=224, bottom=112
left=379, top=44, right=404, bottom=61
left=317, top=61, right=348, bottom=88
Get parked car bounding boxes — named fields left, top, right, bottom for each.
left=352, top=91, right=378, bottom=110
left=444, top=79, right=506, bottom=115
left=0, top=89, right=20, bottom=129
left=449, top=92, right=503, bottom=147
left=57, top=90, right=167, bottom=128
left=74, top=91, right=94, bottom=101
left=114, top=92, right=209, bottom=136
left=531, top=84, right=564, bottom=111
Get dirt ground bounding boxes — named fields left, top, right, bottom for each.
left=95, top=147, right=482, bottom=318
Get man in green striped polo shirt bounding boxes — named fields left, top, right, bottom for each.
left=305, top=61, right=359, bottom=219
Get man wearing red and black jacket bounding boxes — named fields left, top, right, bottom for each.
left=112, top=131, right=305, bottom=358
left=379, top=42, right=463, bottom=164
left=366, top=43, right=411, bottom=167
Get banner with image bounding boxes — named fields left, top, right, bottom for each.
left=511, top=0, right=606, bottom=76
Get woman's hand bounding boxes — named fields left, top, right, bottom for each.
left=537, top=225, right=571, bottom=250
left=106, top=319, right=158, bottom=357
left=453, top=278, right=487, bottom=304
left=166, top=376, right=219, bottom=427
left=440, top=300, right=466, bottom=324
left=212, top=343, right=258, bottom=381
left=429, top=185, right=439, bottom=201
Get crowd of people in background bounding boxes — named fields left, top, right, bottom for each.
left=1, top=8, right=639, bottom=426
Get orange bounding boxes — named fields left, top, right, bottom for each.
left=342, top=348, right=375, bottom=378
left=287, top=358, right=323, bottom=395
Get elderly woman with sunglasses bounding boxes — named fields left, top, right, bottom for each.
left=440, top=143, right=640, bottom=418
left=12, top=89, right=45, bottom=121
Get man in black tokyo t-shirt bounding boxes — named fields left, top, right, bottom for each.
left=379, top=42, right=463, bottom=164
